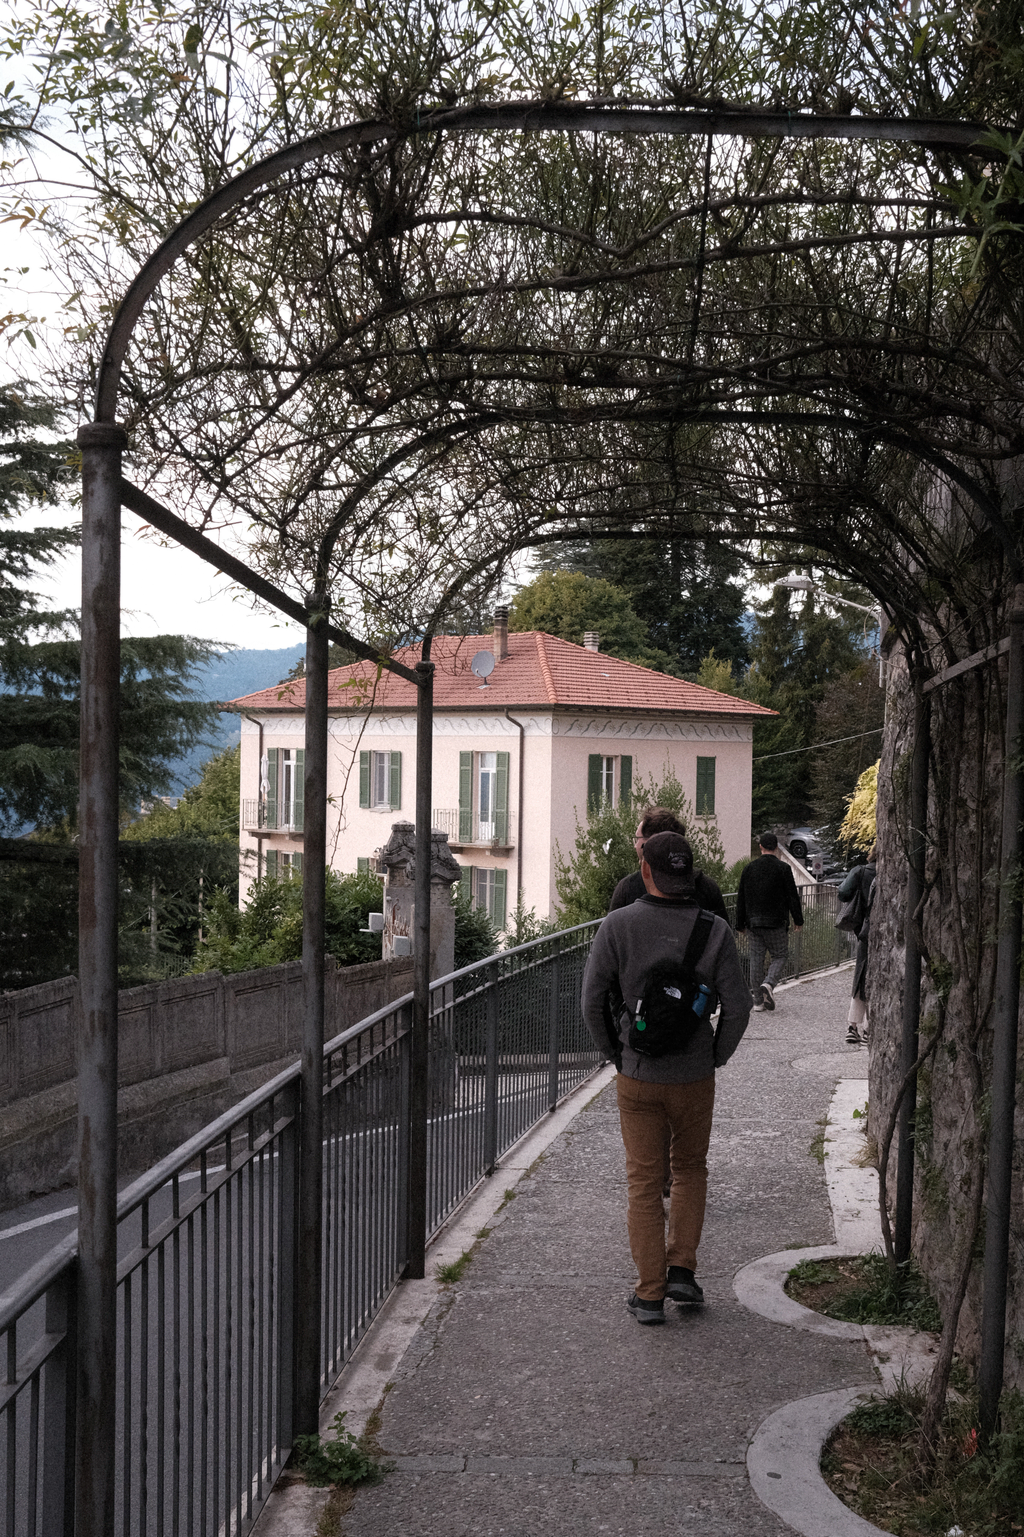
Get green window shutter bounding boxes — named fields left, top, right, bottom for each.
left=359, top=750, right=371, bottom=808
left=587, top=754, right=603, bottom=813
left=292, top=852, right=304, bottom=876
left=459, top=752, right=473, bottom=841
left=266, top=748, right=279, bottom=829
left=265, top=848, right=278, bottom=878
left=357, top=856, right=369, bottom=874
left=389, top=750, right=402, bottom=810
left=495, top=751, right=509, bottom=842
left=459, top=864, right=473, bottom=901
left=696, top=757, right=716, bottom=816
left=491, top=868, right=507, bottom=931
left=619, top=755, right=632, bottom=805
left=294, top=748, right=304, bottom=830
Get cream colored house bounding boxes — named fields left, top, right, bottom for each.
left=229, top=618, right=773, bottom=929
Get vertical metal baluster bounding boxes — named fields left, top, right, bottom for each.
left=41, top=1267, right=77, bottom=1537
left=199, top=1198, right=209, bottom=1529
left=212, top=1185, right=222, bottom=1529
left=170, top=1220, right=179, bottom=1537
left=396, top=1015, right=411, bottom=1273
left=234, top=1164, right=244, bottom=1533
left=483, top=963, right=500, bottom=1176
left=140, top=1203, right=150, bottom=1537
left=26, top=1374, right=39, bottom=1536
left=276, top=1088, right=298, bottom=1464
left=5, top=1320, right=15, bottom=1537
left=122, top=1272, right=133, bottom=1537
left=246, top=1154, right=256, bottom=1522
left=334, top=1072, right=344, bottom=1367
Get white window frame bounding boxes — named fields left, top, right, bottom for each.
left=371, top=750, right=390, bottom=808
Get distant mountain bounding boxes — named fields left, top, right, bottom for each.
left=169, top=643, right=305, bottom=791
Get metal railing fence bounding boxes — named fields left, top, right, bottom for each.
left=0, top=894, right=851, bottom=1535
left=0, top=921, right=602, bottom=1537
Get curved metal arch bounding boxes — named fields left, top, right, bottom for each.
left=95, top=99, right=991, bottom=421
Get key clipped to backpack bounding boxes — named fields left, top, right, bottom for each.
left=627, top=911, right=716, bottom=1058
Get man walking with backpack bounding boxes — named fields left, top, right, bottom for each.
left=582, top=833, right=752, bottom=1325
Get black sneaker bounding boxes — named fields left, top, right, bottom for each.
left=760, top=983, right=775, bottom=1012
left=846, top=1024, right=862, bottom=1045
left=626, top=1293, right=666, bottom=1325
left=666, top=1267, right=704, bottom=1306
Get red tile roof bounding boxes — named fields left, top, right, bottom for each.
left=228, top=632, right=775, bottom=718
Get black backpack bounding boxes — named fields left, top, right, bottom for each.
left=625, top=910, right=716, bottom=1058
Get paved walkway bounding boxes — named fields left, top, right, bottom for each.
left=327, top=967, right=875, bottom=1537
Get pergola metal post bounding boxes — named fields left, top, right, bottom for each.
left=294, top=598, right=330, bottom=1435
left=894, top=682, right=930, bottom=1268
left=979, top=583, right=1024, bottom=1441
left=405, top=659, right=435, bottom=1278
left=75, top=420, right=127, bottom=1536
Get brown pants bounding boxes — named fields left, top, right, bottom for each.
left=616, top=1073, right=716, bottom=1301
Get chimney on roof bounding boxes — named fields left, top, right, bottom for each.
left=493, top=606, right=509, bottom=661
left=583, top=631, right=600, bottom=651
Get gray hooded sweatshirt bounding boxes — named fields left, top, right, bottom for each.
left=581, top=895, right=752, bottom=1082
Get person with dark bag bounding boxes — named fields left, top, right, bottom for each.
left=838, top=845, right=877, bottom=1044
left=581, top=833, right=752, bottom=1325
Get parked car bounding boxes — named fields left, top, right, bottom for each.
left=785, top=826, right=826, bottom=860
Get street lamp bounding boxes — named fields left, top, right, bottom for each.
left=774, top=572, right=886, bottom=682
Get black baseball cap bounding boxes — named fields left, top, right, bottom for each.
left=642, top=832, right=695, bottom=897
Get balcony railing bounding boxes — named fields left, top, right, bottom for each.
left=242, top=797, right=304, bottom=833
left=431, top=807, right=515, bottom=847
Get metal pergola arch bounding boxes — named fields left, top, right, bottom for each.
left=74, top=98, right=1019, bottom=1534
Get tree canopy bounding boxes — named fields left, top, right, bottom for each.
left=508, top=569, right=669, bottom=668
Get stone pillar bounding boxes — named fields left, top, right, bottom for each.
left=379, top=821, right=461, bottom=978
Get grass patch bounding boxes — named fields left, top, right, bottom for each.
left=822, top=1385, right=1024, bottom=1536
left=498, top=1187, right=517, bottom=1209
left=436, top=1251, right=473, bottom=1284
left=786, top=1254, right=942, bottom=1332
left=294, top=1412, right=389, bottom=1489
left=808, top=1117, right=827, bottom=1164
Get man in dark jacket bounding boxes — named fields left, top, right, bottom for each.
left=735, top=832, right=804, bottom=1013
left=608, top=806, right=728, bottom=921
left=582, top=833, right=751, bottom=1325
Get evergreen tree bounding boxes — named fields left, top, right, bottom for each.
left=532, top=536, right=749, bottom=674
left=743, top=583, right=870, bottom=828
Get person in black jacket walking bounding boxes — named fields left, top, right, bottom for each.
left=735, top=833, right=804, bottom=1012
left=608, top=807, right=728, bottom=920
left=838, top=846, right=876, bottom=1044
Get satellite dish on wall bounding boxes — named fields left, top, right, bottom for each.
left=471, top=650, right=496, bottom=687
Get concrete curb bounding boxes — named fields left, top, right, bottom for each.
left=747, top=1386, right=887, bottom=1537
left=738, top=1077, right=939, bottom=1537
left=734, top=1245, right=865, bottom=1340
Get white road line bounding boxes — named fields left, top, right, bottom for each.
left=0, top=1205, right=77, bottom=1242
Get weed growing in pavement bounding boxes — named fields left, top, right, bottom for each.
left=787, top=1254, right=941, bottom=1332
left=808, top=1118, right=827, bottom=1164
left=822, top=1384, right=1024, bottom=1536
left=294, top=1412, right=388, bottom=1489
left=436, top=1250, right=474, bottom=1283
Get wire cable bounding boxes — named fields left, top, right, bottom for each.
left=754, top=726, right=884, bottom=761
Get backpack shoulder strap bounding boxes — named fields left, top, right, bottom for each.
left=681, top=909, right=716, bottom=972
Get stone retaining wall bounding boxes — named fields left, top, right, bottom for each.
left=0, top=955, right=413, bottom=1211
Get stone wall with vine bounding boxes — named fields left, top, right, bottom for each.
left=869, top=626, right=1024, bottom=1388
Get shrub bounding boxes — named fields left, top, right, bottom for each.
left=554, top=769, right=727, bottom=924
